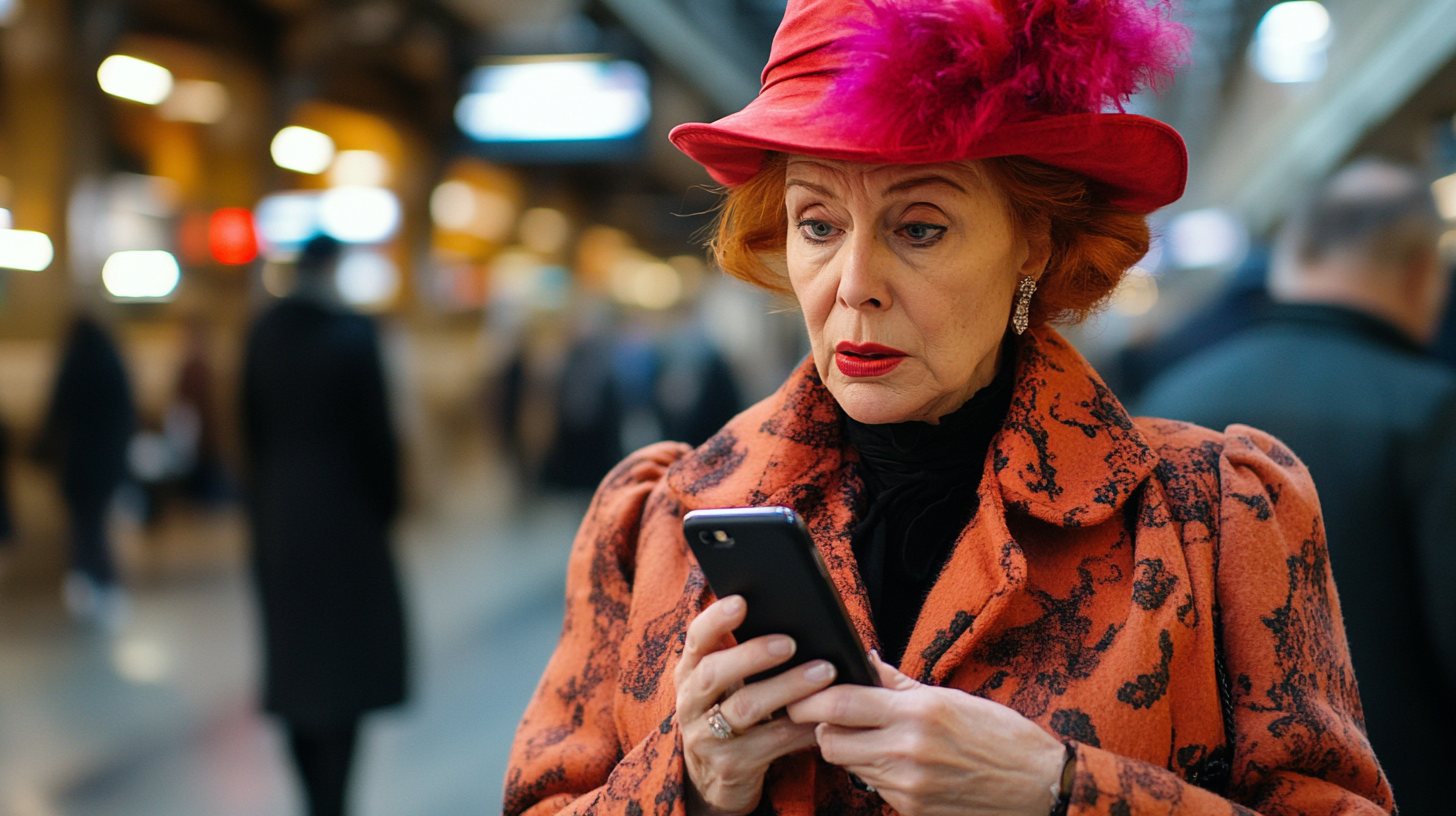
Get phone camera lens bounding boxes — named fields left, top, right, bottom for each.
left=699, top=530, right=733, bottom=548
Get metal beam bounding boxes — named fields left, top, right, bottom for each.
left=599, top=0, right=761, bottom=114
left=1192, top=0, right=1456, bottom=231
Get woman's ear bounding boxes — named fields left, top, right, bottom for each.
left=1020, top=220, right=1052, bottom=282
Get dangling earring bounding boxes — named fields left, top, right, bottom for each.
left=1012, top=276, right=1037, bottom=335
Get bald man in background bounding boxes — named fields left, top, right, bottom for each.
left=1139, top=159, right=1456, bottom=814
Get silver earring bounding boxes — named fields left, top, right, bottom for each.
left=1012, top=276, right=1037, bottom=335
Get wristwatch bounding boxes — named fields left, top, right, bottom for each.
left=1048, top=742, right=1076, bottom=816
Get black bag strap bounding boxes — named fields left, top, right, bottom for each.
left=1182, top=602, right=1235, bottom=794
left=1203, top=602, right=1236, bottom=794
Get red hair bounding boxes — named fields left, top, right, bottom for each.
left=708, top=154, right=1150, bottom=327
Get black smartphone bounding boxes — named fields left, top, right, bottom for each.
left=683, top=506, right=879, bottom=687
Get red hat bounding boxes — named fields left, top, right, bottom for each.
left=669, top=0, right=1190, bottom=213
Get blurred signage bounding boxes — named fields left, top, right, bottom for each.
left=255, top=188, right=401, bottom=253
left=102, top=250, right=181, bottom=300
left=271, top=126, right=336, bottom=175
left=455, top=58, right=650, bottom=162
left=97, top=55, right=174, bottom=105
left=0, top=229, right=53, bottom=271
left=1166, top=208, right=1248, bottom=270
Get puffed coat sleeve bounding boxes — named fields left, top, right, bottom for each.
left=1068, top=426, right=1394, bottom=815
left=503, top=442, right=692, bottom=816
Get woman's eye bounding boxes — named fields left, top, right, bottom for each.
left=899, top=223, right=946, bottom=243
left=798, top=220, right=837, bottom=241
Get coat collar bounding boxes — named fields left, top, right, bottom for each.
left=664, top=326, right=1155, bottom=682
left=667, top=326, right=1155, bottom=530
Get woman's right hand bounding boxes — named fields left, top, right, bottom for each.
left=677, top=595, right=839, bottom=816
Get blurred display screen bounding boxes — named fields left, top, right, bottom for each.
left=455, top=59, right=650, bottom=163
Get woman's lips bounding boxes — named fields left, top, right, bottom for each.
left=834, top=342, right=908, bottom=378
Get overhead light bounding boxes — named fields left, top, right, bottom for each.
left=609, top=252, right=682, bottom=310
left=209, top=208, right=258, bottom=265
left=318, top=187, right=401, bottom=244
left=158, top=79, right=229, bottom=124
left=1438, top=229, right=1456, bottom=264
left=102, top=250, right=181, bottom=299
left=1111, top=267, right=1159, bottom=316
left=0, top=229, right=53, bottom=271
left=630, top=262, right=681, bottom=310
left=113, top=636, right=171, bottom=684
left=327, top=150, right=390, bottom=187
left=1432, top=173, right=1456, bottom=221
left=97, top=55, right=174, bottom=105
left=336, top=250, right=400, bottom=307
left=270, top=126, right=336, bottom=174
left=1252, top=1, right=1332, bottom=84
left=455, top=60, right=650, bottom=142
left=0, top=0, right=21, bottom=26
left=518, top=207, right=570, bottom=255
left=430, top=180, right=515, bottom=241
left=430, top=181, right=476, bottom=231
left=254, top=192, right=320, bottom=249
left=1166, top=208, right=1248, bottom=269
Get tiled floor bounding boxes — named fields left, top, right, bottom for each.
left=0, top=487, right=587, bottom=816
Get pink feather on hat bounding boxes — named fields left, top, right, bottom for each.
left=835, top=0, right=1190, bottom=152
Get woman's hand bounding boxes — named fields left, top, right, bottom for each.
left=677, top=596, right=840, bottom=816
left=787, top=652, right=1068, bottom=816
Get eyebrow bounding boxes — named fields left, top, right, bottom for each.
left=785, top=178, right=834, bottom=195
left=884, top=175, right=968, bottom=195
left=783, top=175, right=968, bottom=197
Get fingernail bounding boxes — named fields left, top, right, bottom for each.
left=721, top=596, right=744, bottom=616
left=805, top=661, right=835, bottom=682
left=768, top=636, right=795, bottom=657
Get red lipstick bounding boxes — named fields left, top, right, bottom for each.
left=834, top=341, right=907, bottom=378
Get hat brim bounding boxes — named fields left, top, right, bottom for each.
left=669, top=75, right=1187, bottom=214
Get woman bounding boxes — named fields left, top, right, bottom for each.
left=505, top=0, right=1393, bottom=814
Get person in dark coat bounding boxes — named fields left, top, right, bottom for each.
left=654, top=325, right=742, bottom=448
left=1138, top=159, right=1456, bottom=815
left=1108, top=247, right=1271, bottom=401
left=242, top=236, right=407, bottom=816
left=37, top=314, right=135, bottom=624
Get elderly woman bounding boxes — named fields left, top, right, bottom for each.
left=504, top=0, right=1393, bottom=814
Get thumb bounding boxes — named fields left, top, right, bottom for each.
left=870, top=650, right=919, bottom=691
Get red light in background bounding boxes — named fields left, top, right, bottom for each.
left=178, top=211, right=211, bottom=266
left=209, top=208, right=258, bottom=265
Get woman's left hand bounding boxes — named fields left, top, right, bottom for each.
left=786, top=652, right=1068, bottom=816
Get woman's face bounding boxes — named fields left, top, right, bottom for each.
left=784, top=157, right=1048, bottom=425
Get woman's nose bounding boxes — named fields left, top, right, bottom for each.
left=835, top=231, right=891, bottom=311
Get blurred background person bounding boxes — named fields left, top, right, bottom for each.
left=1138, top=158, right=1456, bottom=814
left=653, top=271, right=744, bottom=448
left=35, top=313, right=136, bottom=627
left=536, top=305, right=627, bottom=491
left=242, top=235, right=408, bottom=816
left=172, top=317, right=229, bottom=505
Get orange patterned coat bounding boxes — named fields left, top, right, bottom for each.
left=504, top=327, right=1393, bottom=816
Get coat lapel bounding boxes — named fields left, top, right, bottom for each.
left=906, top=328, right=1157, bottom=683
left=666, top=360, right=878, bottom=651
left=665, top=328, right=1157, bottom=685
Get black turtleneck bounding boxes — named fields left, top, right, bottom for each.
left=842, top=352, right=1016, bottom=667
